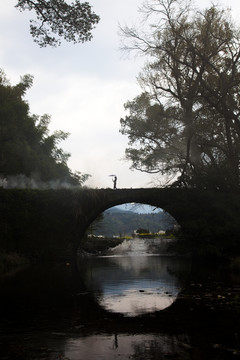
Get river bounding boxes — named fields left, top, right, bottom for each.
left=0, top=238, right=239, bottom=359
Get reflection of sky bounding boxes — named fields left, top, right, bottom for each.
left=103, top=278, right=179, bottom=295
left=84, top=239, right=186, bottom=315
left=86, top=257, right=179, bottom=291
left=99, top=288, right=177, bottom=316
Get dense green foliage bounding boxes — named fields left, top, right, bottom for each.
left=15, top=0, right=100, bottom=47
left=120, top=0, right=240, bottom=190
left=0, top=70, right=88, bottom=186
left=92, top=208, right=176, bottom=237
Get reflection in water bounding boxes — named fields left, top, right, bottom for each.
left=1, top=331, right=190, bottom=360
left=64, top=333, right=190, bottom=360
left=81, top=238, right=190, bottom=316
left=99, top=289, right=175, bottom=315
left=0, top=238, right=190, bottom=359
left=1, top=240, right=238, bottom=360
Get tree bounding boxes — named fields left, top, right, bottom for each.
left=120, top=92, right=185, bottom=179
left=0, top=69, right=89, bottom=186
left=120, top=0, right=240, bottom=190
left=136, top=228, right=149, bottom=234
left=15, top=0, right=100, bottom=47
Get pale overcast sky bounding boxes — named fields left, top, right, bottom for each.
left=1, top=0, right=240, bottom=189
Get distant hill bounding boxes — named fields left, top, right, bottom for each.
left=92, top=209, right=177, bottom=237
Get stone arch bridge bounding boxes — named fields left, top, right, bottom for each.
left=1, top=187, right=238, bottom=259
left=70, top=187, right=235, bottom=253
left=74, top=187, right=197, bottom=238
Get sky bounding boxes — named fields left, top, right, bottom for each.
left=1, top=0, right=240, bottom=189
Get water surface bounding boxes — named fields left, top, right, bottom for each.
left=1, top=238, right=238, bottom=359
left=82, top=243, right=188, bottom=316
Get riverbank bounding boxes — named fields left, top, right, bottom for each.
left=79, top=235, right=124, bottom=254
left=79, top=235, right=179, bottom=256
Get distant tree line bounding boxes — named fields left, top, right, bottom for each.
left=92, top=208, right=176, bottom=237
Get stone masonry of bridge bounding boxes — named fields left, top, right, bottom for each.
left=1, top=187, right=239, bottom=259
left=73, top=187, right=197, bottom=239
left=70, top=187, right=236, bottom=253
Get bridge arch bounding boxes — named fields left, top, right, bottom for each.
left=87, top=200, right=177, bottom=237
left=73, top=188, right=191, bottom=251
left=63, top=187, right=238, bottom=259
left=1, top=187, right=238, bottom=260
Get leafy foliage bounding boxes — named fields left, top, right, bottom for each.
left=120, top=0, right=240, bottom=190
left=15, top=0, right=100, bottom=47
left=0, top=69, right=88, bottom=185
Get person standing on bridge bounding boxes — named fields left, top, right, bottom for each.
left=109, top=174, right=117, bottom=189
left=113, top=175, right=117, bottom=189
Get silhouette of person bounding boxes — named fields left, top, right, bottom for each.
left=113, top=175, right=117, bottom=189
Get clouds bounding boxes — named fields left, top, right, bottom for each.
left=0, top=0, right=154, bottom=189
left=1, top=0, right=239, bottom=188
left=42, top=74, right=145, bottom=188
